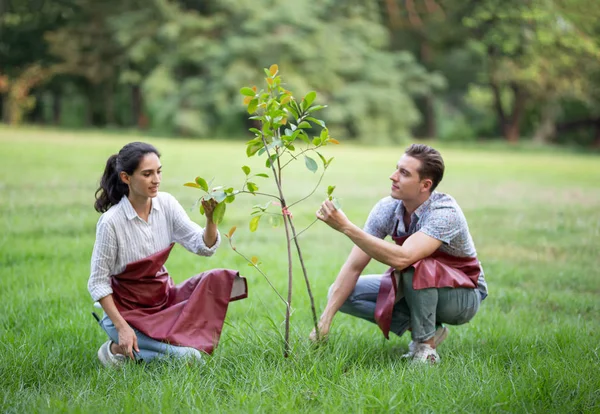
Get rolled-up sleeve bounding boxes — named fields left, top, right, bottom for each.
left=88, top=219, right=117, bottom=301
left=169, top=194, right=221, bottom=256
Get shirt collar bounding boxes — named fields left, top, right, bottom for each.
left=120, top=195, right=161, bottom=221
left=393, top=191, right=437, bottom=220
left=413, top=191, right=436, bottom=218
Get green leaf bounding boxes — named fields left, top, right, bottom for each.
left=249, top=215, right=261, bottom=232
left=195, top=177, right=208, bottom=191
left=307, top=105, right=326, bottom=114
left=304, top=91, right=317, bottom=107
left=307, top=116, right=326, bottom=127
left=247, top=143, right=262, bottom=157
left=249, top=128, right=261, bottom=135
left=297, top=131, right=311, bottom=144
left=266, top=154, right=278, bottom=168
left=312, top=136, right=321, bottom=146
left=247, top=98, right=258, bottom=114
left=297, top=121, right=311, bottom=129
left=254, top=173, right=269, bottom=178
left=225, top=194, right=236, bottom=203
left=184, top=182, right=201, bottom=189
left=320, top=128, right=328, bottom=142
left=327, top=185, right=336, bottom=196
left=268, top=215, right=282, bottom=228
left=247, top=182, right=258, bottom=193
left=286, top=144, right=296, bottom=152
left=240, top=87, right=255, bottom=96
left=304, top=156, right=318, bottom=173
left=316, top=151, right=327, bottom=166
left=212, top=190, right=227, bottom=203
left=242, top=166, right=251, bottom=176
left=213, top=202, right=226, bottom=225
left=199, top=203, right=205, bottom=215
left=286, top=106, right=299, bottom=120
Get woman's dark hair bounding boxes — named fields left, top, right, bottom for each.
left=94, top=142, right=161, bottom=213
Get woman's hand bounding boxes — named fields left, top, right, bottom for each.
left=201, top=198, right=218, bottom=223
left=116, top=323, right=139, bottom=360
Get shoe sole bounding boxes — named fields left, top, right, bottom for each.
left=401, top=326, right=449, bottom=359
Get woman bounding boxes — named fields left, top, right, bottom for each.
left=89, top=142, right=247, bottom=367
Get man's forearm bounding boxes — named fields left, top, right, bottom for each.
left=341, top=222, right=410, bottom=270
left=319, top=246, right=371, bottom=327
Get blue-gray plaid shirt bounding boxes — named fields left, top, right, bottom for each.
left=363, top=192, right=488, bottom=299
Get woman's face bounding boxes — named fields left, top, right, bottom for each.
left=122, top=153, right=162, bottom=200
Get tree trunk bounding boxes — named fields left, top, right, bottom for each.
left=491, top=80, right=525, bottom=143
left=420, top=39, right=436, bottom=138
left=533, top=101, right=559, bottom=144
left=131, top=85, right=148, bottom=129
left=0, top=93, right=5, bottom=124
left=29, top=91, right=45, bottom=124
left=52, top=90, right=61, bottom=125
left=593, top=128, right=600, bottom=149
left=104, top=83, right=115, bottom=126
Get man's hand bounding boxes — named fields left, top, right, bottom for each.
left=116, top=323, right=140, bottom=360
left=316, top=199, right=350, bottom=232
left=309, top=320, right=331, bottom=343
left=201, top=198, right=218, bottom=222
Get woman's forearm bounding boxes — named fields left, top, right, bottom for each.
left=99, top=294, right=128, bottom=330
left=203, top=220, right=218, bottom=248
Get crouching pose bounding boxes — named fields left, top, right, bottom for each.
left=311, top=144, right=487, bottom=364
left=88, top=142, right=247, bottom=367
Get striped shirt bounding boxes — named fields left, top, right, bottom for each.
left=363, top=192, right=488, bottom=299
left=88, top=192, right=221, bottom=301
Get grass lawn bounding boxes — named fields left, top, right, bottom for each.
left=1, top=127, right=599, bottom=413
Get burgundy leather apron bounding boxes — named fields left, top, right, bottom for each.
left=110, top=243, right=247, bottom=354
left=374, top=233, right=480, bottom=339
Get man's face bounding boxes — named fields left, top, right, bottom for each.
left=389, top=154, right=430, bottom=200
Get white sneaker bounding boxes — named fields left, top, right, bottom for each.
left=401, top=325, right=449, bottom=359
left=411, top=343, right=440, bottom=365
left=97, top=340, right=127, bottom=368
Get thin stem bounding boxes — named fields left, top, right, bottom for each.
left=286, top=217, right=320, bottom=340
left=261, top=121, right=293, bottom=357
left=280, top=144, right=324, bottom=170
left=289, top=218, right=319, bottom=241
left=287, top=168, right=327, bottom=209
left=227, top=238, right=288, bottom=306
left=237, top=190, right=281, bottom=201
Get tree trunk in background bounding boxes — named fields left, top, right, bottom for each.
left=491, top=78, right=525, bottom=143
left=131, top=85, right=148, bottom=129
left=104, top=83, right=115, bottom=126
left=420, top=38, right=436, bottom=138
left=52, top=90, right=61, bottom=125
left=0, top=94, right=5, bottom=123
left=29, top=91, right=45, bottom=124
left=593, top=128, right=600, bottom=148
left=533, top=101, right=559, bottom=144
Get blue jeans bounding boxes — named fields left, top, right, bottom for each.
left=334, top=269, right=480, bottom=342
left=100, top=315, right=203, bottom=363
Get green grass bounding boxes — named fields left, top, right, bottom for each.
left=1, top=126, right=599, bottom=413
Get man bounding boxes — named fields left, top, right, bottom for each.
left=312, top=144, right=487, bottom=364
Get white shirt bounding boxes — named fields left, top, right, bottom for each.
left=88, top=192, right=221, bottom=301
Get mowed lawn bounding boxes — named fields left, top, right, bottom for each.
left=1, top=127, right=599, bottom=413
